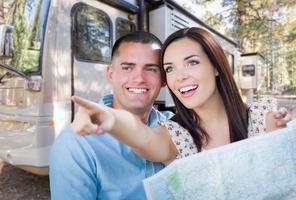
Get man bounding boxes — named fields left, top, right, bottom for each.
left=49, top=31, right=173, bottom=200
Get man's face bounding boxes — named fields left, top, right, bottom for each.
left=107, top=42, right=162, bottom=114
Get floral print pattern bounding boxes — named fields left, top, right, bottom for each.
left=159, top=97, right=277, bottom=159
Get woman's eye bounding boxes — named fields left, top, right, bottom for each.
left=187, top=60, right=200, bottom=67
left=164, top=66, right=173, bottom=73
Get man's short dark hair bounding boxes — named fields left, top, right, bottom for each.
left=111, top=31, right=162, bottom=60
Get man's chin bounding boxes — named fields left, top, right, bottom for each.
left=126, top=102, right=152, bottom=113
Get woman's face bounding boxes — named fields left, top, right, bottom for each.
left=163, top=37, right=219, bottom=110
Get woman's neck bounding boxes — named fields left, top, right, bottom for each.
left=193, top=91, right=230, bottom=149
left=193, top=91, right=227, bottom=126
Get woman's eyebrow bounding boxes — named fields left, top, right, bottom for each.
left=163, top=62, right=172, bottom=66
left=184, top=55, right=200, bottom=61
left=163, top=55, right=200, bottom=65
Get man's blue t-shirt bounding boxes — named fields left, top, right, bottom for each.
left=49, top=94, right=173, bottom=200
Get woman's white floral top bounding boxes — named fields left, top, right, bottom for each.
left=159, top=97, right=277, bottom=159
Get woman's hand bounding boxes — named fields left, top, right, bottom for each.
left=71, top=96, right=115, bottom=135
left=265, top=107, right=291, bottom=132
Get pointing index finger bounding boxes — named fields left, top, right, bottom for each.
left=71, top=96, right=97, bottom=110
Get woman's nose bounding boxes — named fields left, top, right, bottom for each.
left=176, top=68, right=189, bottom=81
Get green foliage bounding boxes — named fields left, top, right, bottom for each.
left=196, top=0, right=296, bottom=93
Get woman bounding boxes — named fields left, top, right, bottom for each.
left=72, top=28, right=290, bottom=164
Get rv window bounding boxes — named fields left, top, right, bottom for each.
left=116, top=18, right=135, bottom=40
left=73, top=4, right=112, bottom=63
left=4, top=0, right=50, bottom=74
left=225, top=52, right=235, bottom=74
left=242, top=64, right=255, bottom=77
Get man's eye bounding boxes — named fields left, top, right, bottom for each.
left=122, top=66, right=132, bottom=71
left=164, top=66, right=173, bottom=73
left=146, top=67, right=159, bottom=72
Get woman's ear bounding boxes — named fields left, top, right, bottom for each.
left=215, top=69, right=219, bottom=76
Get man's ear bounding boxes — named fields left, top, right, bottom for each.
left=161, top=80, right=167, bottom=87
left=160, top=71, right=167, bottom=87
left=106, top=65, right=113, bottom=83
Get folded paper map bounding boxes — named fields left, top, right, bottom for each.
left=143, top=120, right=296, bottom=200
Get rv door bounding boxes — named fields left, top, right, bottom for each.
left=70, top=1, right=136, bottom=116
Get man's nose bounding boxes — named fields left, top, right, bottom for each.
left=132, top=68, right=145, bottom=82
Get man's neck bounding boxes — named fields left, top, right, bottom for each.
left=136, top=110, right=152, bottom=124
left=111, top=102, right=152, bottom=124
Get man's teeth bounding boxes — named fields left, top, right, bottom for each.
left=128, top=88, right=148, bottom=93
left=179, top=85, right=198, bottom=93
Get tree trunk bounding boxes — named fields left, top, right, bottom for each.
left=0, top=0, right=4, bottom=24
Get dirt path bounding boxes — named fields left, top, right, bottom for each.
left=0, top=161, right=50, bottom=200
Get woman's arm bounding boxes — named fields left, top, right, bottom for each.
left=71, top=96, right=177, bottom=164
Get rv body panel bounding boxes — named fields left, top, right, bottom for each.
left=0, top=0, right=137, bottom=172
left=0, top=0, right=239, bottom=174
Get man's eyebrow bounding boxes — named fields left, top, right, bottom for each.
left=146, top=64, right=160, bottom=67
left=120, top=62, right=135, bottom=66
left=184, top=55, right=200, bottom=60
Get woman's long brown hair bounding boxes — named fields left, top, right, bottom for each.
left=161, top=27, right=249, bottom=151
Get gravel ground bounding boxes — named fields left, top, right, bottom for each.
left=0, top=160, right=50, bottom=200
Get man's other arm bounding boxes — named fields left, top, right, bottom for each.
left=49, top=125, right=99, bottom=200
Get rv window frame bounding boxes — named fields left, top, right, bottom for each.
left=115, top=17, right=136, bottom=40
left=224, top=51, right=235, bottom=74
left=34, top=0, right=51, bottom=76
left=71, top=3, right=113, bottom=64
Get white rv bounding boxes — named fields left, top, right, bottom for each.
left=0, top=0, right=239, bottom=175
